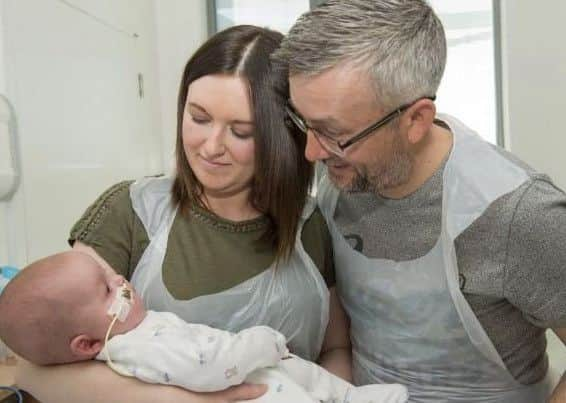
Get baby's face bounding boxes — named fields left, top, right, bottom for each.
left=70, top=256, right=146, bottom=339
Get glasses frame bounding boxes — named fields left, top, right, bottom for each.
left=286, top=96, right=436, bottom=156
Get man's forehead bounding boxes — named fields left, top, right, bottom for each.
left=290, top=65, right=366, bottom=93
left=289, top=66, right=377, bottom=122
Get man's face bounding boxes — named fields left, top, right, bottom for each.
left=289, top=64, right=413, bottom=194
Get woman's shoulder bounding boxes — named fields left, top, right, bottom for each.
left=69, top=180, right=149, bottom=278
left=69, top=180, right=136, bottom=245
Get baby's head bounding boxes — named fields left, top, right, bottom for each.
left=0, top=251, right=146, bottom=365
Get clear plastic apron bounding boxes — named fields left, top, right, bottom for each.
left=317, top=115, right=552, bottom=402
left=129, top=176, right=329, bottom=361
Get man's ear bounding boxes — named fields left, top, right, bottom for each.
left=403, top=98, right=436, bottom=145
left=69, top=334, right=103, bottom=359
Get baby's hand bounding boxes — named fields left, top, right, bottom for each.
left=238, top=326, right=288, bottom=367
left=264, top=327, right=288, bottom=358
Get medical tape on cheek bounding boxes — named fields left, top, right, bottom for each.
left=107, top=284, right=133, bottom=322
left=103, top=283, right=135, bottom=378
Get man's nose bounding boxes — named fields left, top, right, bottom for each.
left=304, top=130, right=331, bottom=162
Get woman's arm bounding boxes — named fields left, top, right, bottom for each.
left=15, top=358, right=266, bottom=403
left=73, top=241, right=117, bottom=276
left=317, top=287, right=352, bottom=382
left=17, top=244, right=266, bottom=402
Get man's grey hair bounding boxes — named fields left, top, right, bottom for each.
left=273, top=0, right=447, bottom=109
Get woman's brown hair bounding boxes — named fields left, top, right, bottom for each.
left=173, top=25, right=312, bottom=262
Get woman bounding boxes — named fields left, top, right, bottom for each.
left=16, top=25, right=350, bottom=402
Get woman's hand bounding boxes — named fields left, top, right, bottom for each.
left=202, top=384, right=268, bottom=402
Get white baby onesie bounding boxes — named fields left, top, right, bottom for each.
left=96, top=311, right=408, bottom=403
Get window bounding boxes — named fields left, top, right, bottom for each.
left=213, top=0, right=310, bottom=33
left=429, top=0, right=498, bottom=144
left=211, top=0, right=499, bottom=144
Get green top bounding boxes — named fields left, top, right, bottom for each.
left=69, top=181, right=335, bottom=300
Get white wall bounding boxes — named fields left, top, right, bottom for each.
left=0, top=0, right=163, bottom=265
left=500, top=0, right=566, bottom=189
left=0, top=1, right=21, bottom=269
left=0, top=0, right=208, bottom=267
left=0, top=2, right=4, bottom=93
left=153, top=0, right=208, bottom=173
left=499, top=0, right=566, bottom=381
left=0, top=1, right=7, bottom=264
left=0, top=1, right=210, bottom=267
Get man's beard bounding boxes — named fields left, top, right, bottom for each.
left=341, top=139, right=414, bottom=195
left=351, top=154, right=413, bottom=194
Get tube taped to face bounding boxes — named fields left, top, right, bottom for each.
left=103, top=283, right=135, bottom=377
left=107, top=284, right=133, bottom=322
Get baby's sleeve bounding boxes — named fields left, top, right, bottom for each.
left=102, top=315, right=288, bottom=392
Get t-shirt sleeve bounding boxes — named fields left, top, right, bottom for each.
left=504, top=178, right=566, bottom=328
left=301, top=207, right=336, bottom=288
left=68, top=180, right=148, bottom=279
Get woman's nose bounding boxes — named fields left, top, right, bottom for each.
left=202, top=126, right=227, bottom=157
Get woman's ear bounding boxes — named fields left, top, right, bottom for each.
left=403, top=98, right=436, bottom=145
left=69, top=334, right=103, bottom=359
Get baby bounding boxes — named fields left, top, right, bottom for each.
left=0, top=251, right=408, bottom=403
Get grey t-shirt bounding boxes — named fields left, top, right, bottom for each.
left=334, top=145, right=566, bottom=385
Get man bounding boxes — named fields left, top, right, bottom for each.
left=273, top=0, right=566, bottom=401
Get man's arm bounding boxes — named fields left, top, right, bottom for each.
left=15, top=358, right=266, bottom=403
left=318, top=287, right=352, bottom=382
left=550, top=328, right=566, bottom=403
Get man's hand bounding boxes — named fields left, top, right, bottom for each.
left=549, top=328, right=566, bottom=403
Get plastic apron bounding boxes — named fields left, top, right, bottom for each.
left=129, top=176, right=329, bottom=361
left=317, top=115, right=552, bottom=402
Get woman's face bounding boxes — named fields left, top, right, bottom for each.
left=182, top=74, right=256, bottom=200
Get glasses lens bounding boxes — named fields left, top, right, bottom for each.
left=315, top=134, right=344, bottom=156
left=286, top=106, right=307, bottom=133
left=285, top=104, right=344, bottom=156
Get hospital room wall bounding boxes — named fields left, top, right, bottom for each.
left=0, top=2, right=6, bottom=262
left=153, top=0, right=208, bottom=172
left=500, top=1, right=566, bottom=189
left=499, top=0, right=566, bottom=378
left=0, top=0, right=165, bottom=266
left=0, top=0, right=208, bottom=267
left=0, top=6, right=4, bottom=93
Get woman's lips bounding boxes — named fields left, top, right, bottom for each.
left=199, top=155, right=230, bottom=169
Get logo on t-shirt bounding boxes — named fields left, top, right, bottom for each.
left=459, top=273, right=467, bottom=290
left=344, top=234, right=363, bottom=252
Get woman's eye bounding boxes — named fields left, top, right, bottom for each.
left=192, top=117, right=209, bottom=124
left=230, top=128, right=253, bottom=139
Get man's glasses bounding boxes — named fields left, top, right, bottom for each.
left=286, top=96, right=436, bottom=156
